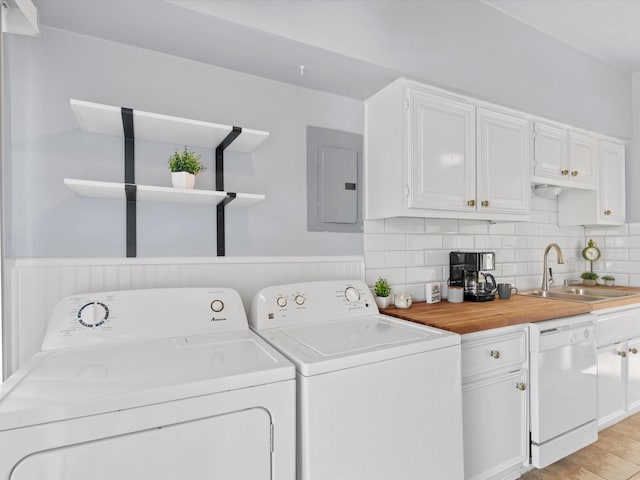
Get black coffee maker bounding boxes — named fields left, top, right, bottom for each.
left=449, top=252, right=497, bottom=302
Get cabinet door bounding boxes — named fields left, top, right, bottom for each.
left=408, top=89, right=476, bottom=211
left=477, top=109, right=530, bottom=214
left=627, top=337, right=640, bottom=413
left=534, top=122, right=568, bottom=182
left=568, top=132, right=597, bottom=188
left=599, top=140, right=625, bottom=224
left=597, top=343, right=626, bottom=428
left=462, top=370, right=528, bottom=480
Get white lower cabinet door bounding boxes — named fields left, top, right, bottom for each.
left=462, top=370, right=528, bottom=480
left=597, top=343, right=626, bottom=428
left=627, top=337, right=640, bottom=413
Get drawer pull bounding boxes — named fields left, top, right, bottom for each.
left=481, top=200, right=490, bottom=207
left=490, top=350, right=501, bottom=359
left=571, top=170, right=579, bottom=177
left=630, top=348, right=639, bottom=355
left=618, top=351, right=627, bottom=358
left=604, top=210, right=612, bottom=216
left=561, top=169, right=569, bottom=176
left=516, top=382, right=526, bottom=391
left=467, top=199, right=476, bottom=207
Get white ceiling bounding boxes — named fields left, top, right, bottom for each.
left=30, top=0, right=640, bottom=100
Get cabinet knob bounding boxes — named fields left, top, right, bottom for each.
left=561, top=169, right=569, bottom=175
left=571, top=170, right=579, bottom=177
left=604, top=210, right=612, bottom=216
left=467, top=200, right=476, bottom=207
left=490, top=350, right=501, bottom=359
left=516, top=382, right=527, bottom=391
left=481, top=200, right=490, bottom=207
left=618, top=350, right=627, bottom=357
left=630, top=348, right=639, bottom=355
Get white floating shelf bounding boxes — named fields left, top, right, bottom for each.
left=70, top=99, right=269, bottom=153
left=65, top=179, right=265, bottom=207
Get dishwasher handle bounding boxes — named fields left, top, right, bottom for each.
left=531, top=322, right=595, bottom=353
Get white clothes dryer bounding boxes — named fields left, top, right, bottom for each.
left=250, top=280, right=464, bottom=480
left=0, top=288, right=295, bottom=480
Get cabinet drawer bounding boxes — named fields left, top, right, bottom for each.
left=462, top=329, right=527, bottom=380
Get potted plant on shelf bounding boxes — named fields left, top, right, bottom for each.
left=602, top=275, right=615, bottom=287
left=374, top=277, right=391, bottom=309
left=580, top=271, right=599, bottom=287
left=168, top=147, right=205, bottom=189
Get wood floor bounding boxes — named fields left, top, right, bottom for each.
left=521, top=414, right=640, bottom=480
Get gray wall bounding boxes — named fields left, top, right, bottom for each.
left=4, top=27, right=364, bottom=257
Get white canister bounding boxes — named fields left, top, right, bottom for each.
left=447, top=286, right=464, bottom=304
left=394, top=292, right=413, bottom=309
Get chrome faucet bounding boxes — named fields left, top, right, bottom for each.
left=542, top=243, right=565, bottom=291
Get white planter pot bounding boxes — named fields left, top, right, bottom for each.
left=582, top=279, right=597, bottom=286
left=374, top=296, right=390, bottom=309
left=171, top=172, right=196, bottom=189
left=604, top=280, right=615, bottom=287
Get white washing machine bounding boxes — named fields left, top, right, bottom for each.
left=0, top=288, right=296, bottom=480
left=250, top=280, right=464, bottom=480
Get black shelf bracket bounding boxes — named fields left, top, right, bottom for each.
left=215, top=126, right=242, bottom=256
left=121, top=107, right=136, bottom=257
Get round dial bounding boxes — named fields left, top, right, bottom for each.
left=294, top=294, right=306, bottom=305
left=78, top=302, right=109, bottom=328
left=582, top=240, right=601, bottom=262
left=210, top=300, right=224, bottom=313
left=276, top=296, right=287, bottom=308
left=344, top=287, right=361, bottom=303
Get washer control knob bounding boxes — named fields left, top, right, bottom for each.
left=344, top=287, right=361, bottom=303
left=210, top=300, right=224, bottom=313
left=276, top=296, right=288, bottom=308
left=295, top=294, right=306, bottom=305
left=78, top=302, right=109, bottom=328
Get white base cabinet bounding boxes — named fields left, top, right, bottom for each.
left=595, top=307, right=640, bottom=429
left=461, top=326, right=529, bottom=480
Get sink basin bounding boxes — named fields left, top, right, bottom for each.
left=518, top=287, right=639, bottom=303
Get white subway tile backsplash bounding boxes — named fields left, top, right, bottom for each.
left=474, top=235, right=502, bottom=250
left=516, top=223, right=539, bottom=236
left=364, top=251, right=386, bottom=269
left=406, top=234, right=443, bottom=250
left=386, top=217, right=425, bottom=233
left=489, top=223, right=516, bottom=235
left=406, top=267, right=441, bottom=283
left=364, top=233, right=405, bottom=251
left=443, top=235, right=475, bottom=250
left=365, top=268, right=406, bottom=286
left=425, top=219, right=459, bottom=234
left=425, top=250, right=450, bottom=266
left=459, top=220, right=489, bottom=234
left=364, top=220, right=386, bottom=234
left=386, top=251, right=425, bottom=268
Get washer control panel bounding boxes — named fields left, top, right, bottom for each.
left=250, top=280, right=378, bottom=330
left=42, top=288, right=247, bottom=351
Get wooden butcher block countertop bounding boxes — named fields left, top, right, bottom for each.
left=381, top=286, right=640, bottom=335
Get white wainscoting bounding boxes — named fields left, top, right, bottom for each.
left=6, top=256, right=364, bottom=375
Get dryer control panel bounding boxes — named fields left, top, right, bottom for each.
left=250, top=280, right=378, bottom=330
left=42, top=288, right=248, bottom=351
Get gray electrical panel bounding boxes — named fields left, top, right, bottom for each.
left=307, top=126, right=363, bottom=233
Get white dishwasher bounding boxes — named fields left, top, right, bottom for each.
left=529, top=314, right=598, bottom=468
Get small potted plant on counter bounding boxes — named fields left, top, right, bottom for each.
left=602, top=275, right=615, bottom=287
left=168, top=147, right=205, bottom=189
left=374, top=277, right=391, bottom=309
left=580, top=271, right=599, bottom=287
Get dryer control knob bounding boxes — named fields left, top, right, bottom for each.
left=276, top=296, right=288, bottom=308
left=344, top=287, right=361, bottom=302
left=210, top=300, right=224, bottom=313
left=295, top=294, right=306, bottom=305
left=78, top=302, right=109, bottom=328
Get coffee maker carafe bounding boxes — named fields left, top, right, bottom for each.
left=449, top=252, right=497, bottom=302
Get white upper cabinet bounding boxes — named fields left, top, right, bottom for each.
left=408, top=89, right=476, bottom=212
left=533, top=122, right=596, bottom=189
left=558, top=139, right=625, bottom=226
left=477, top=108, right=531, bottom=215
left=599, top=140, right=626, bottom=224
left=365, top=79, right=530, bottom=221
